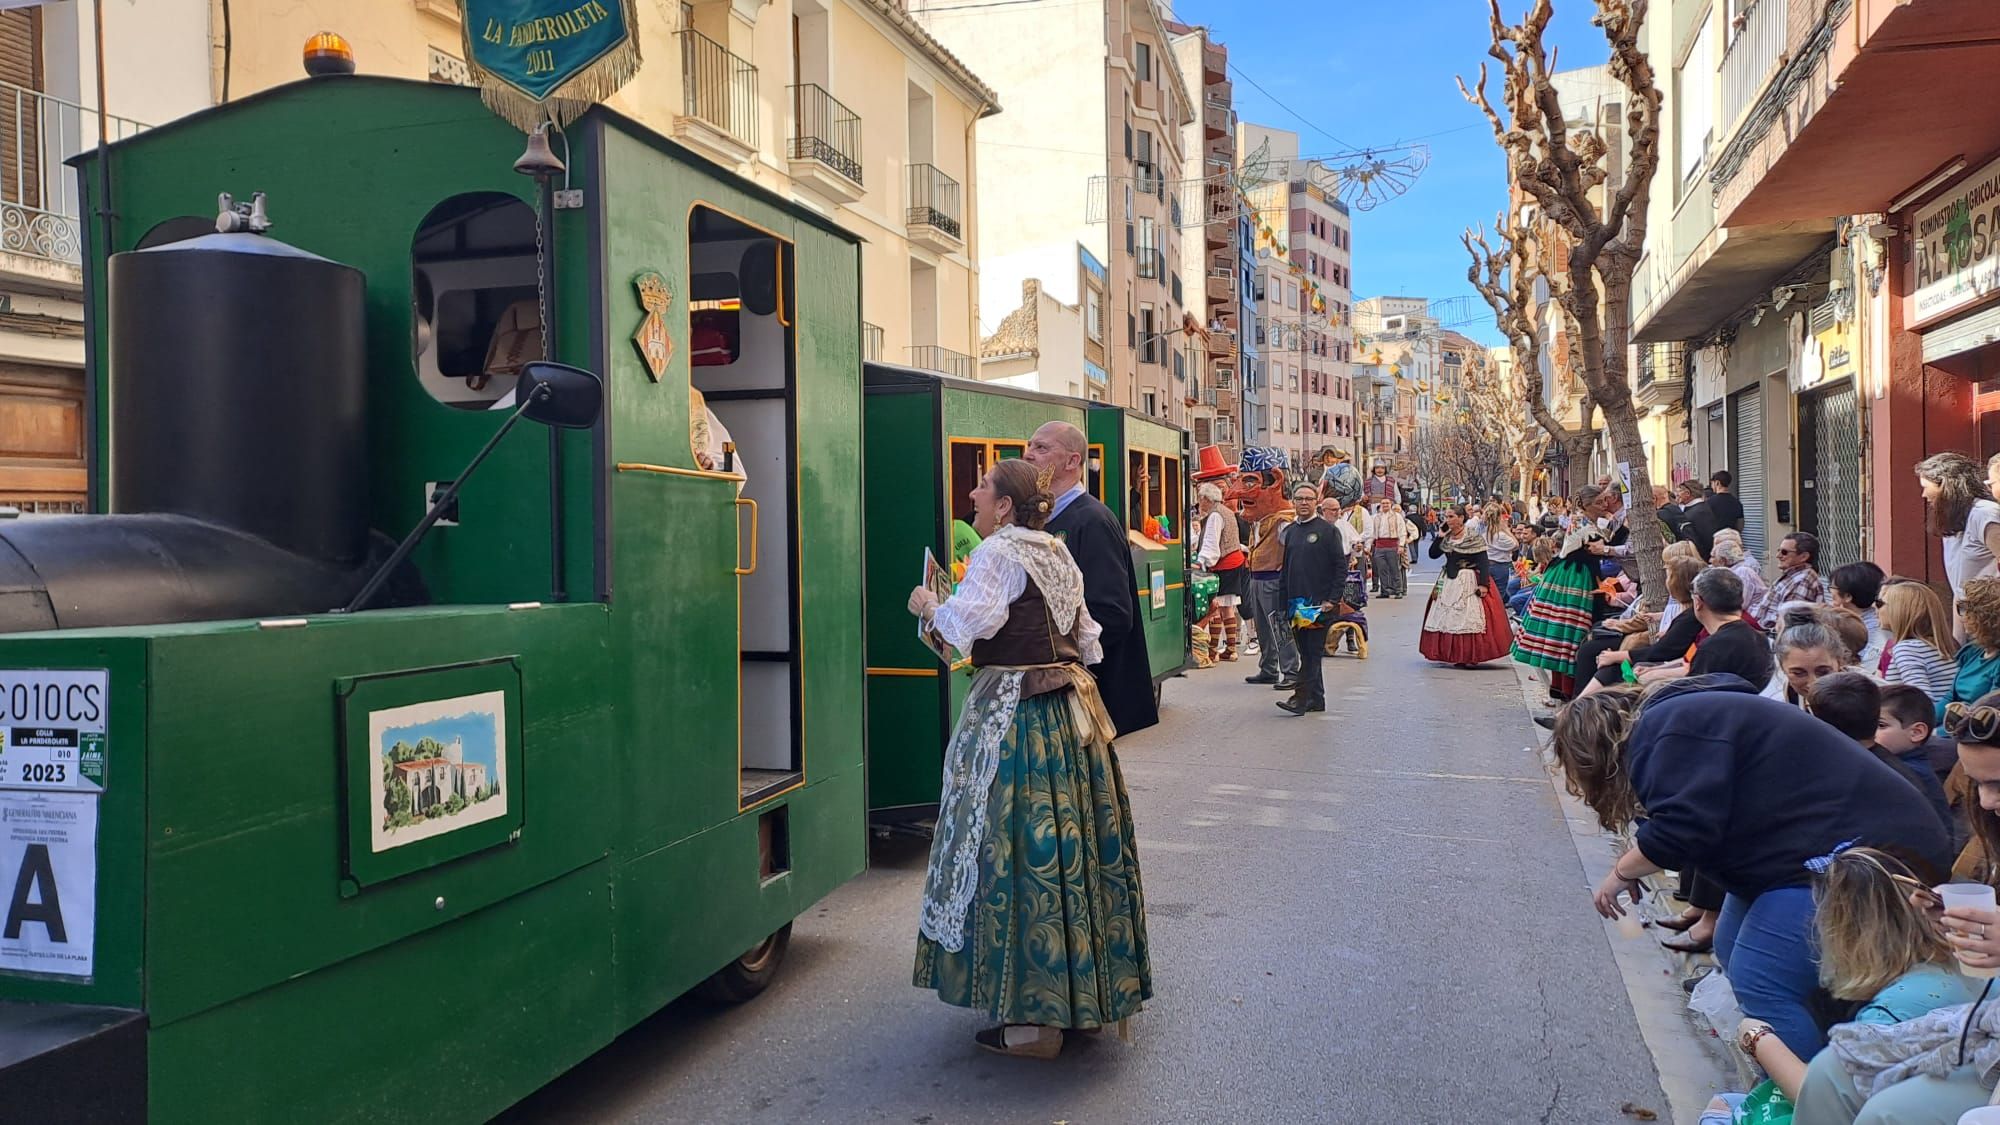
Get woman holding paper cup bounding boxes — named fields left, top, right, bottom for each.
left=1550, top=674, right=1952, bottom=1059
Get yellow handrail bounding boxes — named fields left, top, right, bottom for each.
left=734, top=497, right=759, bottom=576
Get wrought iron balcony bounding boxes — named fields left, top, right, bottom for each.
left=0, top=80, right=146, bottom=267
left=788, top=83, right=861, bottom=189
left=906, top=163, right=963, bottom=251
left=678, top=29, right=758, bottom=156
left=908, top=344, right=972, bottom=378
left=862, top=321, right=884, bottom=362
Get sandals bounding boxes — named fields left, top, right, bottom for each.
left=974, top=1024, right=1063, bottom=1060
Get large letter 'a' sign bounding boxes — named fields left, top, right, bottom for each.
left=0, top=790, right=95, bottom=978
left=458, top=0, right=643, bottom=131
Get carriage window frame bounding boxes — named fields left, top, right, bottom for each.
left=1088, top=442, right=1105, bottom=502
left=945, top=438, right=1026, bottom=526
left=1124, top=447, right=1182, bottom=543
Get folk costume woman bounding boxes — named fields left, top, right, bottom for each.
left=1514, top=484, right=1621, bottom=699
left=1419, top=506, right=1512, bottom=667
left=905, top=458, right=1152, bottom=1059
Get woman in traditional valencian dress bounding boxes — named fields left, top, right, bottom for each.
left=1514, top=484, right=1621, bottom=700
left=905, top=457, right=1152, bottom=1059
left=1418, top=505, right=1514, bottom=667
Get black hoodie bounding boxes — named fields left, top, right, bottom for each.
left=1627, top=675, right=1953, bottom=896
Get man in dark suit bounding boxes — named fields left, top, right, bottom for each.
left=1026, top=421, right=1158, bottom=738
left=1277, top=483, right=1347, bottom=716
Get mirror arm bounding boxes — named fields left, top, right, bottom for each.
left=336, top=383, right=552, bottom=615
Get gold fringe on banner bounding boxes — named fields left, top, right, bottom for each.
left=458, top=0, right=644, bottom=133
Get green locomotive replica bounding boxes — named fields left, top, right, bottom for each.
left=861, top=364, right=1190, bottom=823
left=0, top=76, right=866, bottom=1123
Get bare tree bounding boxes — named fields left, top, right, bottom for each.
left=1463, top=212, right=1594, bottom=478
left=1460, top=346, right=1548, bottom=498
left=1414, top=421, right=1508, bottom=505
left=1460, top=0, right=1665, bottom=605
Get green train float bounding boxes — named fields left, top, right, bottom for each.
left=0, top=75, right=869, bottom=1123
left=861, top=364, right=1190, bottom=825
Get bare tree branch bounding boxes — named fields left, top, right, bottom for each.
left=1457, top=0, right=1667, bottom=607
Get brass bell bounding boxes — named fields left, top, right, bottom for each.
left=514, top=124, right=566, bottom=179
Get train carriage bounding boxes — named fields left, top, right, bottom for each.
left=0, top=76, right=866, bottom=1124
left=860, top=363, right=1088, bottom=822
left=1087, top=405, right=1194, bottom=701
left=859, top=367, right=1188, bottom=822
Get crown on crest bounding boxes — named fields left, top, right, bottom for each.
left=634, top=271, right=671, bottom=314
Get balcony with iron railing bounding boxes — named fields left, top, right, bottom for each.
left=906, top=163, right=963, bottom=252
left=862, top=322, right=884, bottom=363
left=1636, top=341, right=1687, bottom=407
left=675, top=29, right=758, bottom=163
left=1718, top=0, right=1786, bottom=145
left=908, top=344, right=972, bottom=379
left=0, top=81, right=146, bottom=271
left=787, top=83, right=862, bottom=201
left=1205, top=267, right=1233, bottom=302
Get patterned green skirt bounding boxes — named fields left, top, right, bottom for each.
left=913, top=690, right=1153, bottom=1028
left=1512, top=556, right=1600, bottom=695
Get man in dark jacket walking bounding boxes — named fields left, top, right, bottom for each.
left=1277, top=483, right=1348, bottom=715
left=1026, top=421, right=1158, bottom=737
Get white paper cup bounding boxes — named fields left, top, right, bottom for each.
left=1938, top=883, right=2000, bottom=980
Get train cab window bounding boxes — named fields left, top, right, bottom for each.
left=690, top=205, right=802, bottom=808
left=1126, top=450, right=1182, bottom=541
left=410, top=193, right=539, bottom=411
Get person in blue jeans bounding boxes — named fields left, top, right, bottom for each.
left=1549, top=674, right=1953, bottom=1057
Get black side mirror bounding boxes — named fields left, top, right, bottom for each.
left=519, top=362, right=603, bottom=429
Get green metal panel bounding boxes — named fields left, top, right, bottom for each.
left=148, top=861, right=614, bottom=1125
left=595, top=123, right=865, bottom=1028
left=862, top=384, right=944, bottom=813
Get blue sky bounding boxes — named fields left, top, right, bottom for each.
left=1168, top=0, right=1611, bottom=344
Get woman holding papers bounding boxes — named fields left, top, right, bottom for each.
left=904, top=457, right=1152, bottom=1059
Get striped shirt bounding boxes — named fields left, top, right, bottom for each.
left=1885, top=639, right=1957, bottom=702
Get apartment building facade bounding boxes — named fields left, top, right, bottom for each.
left=1168, top=21, right=1244, bottom=456
left=217, top=0, right=997, bottom=382
left=1635, top=0, right=2000, bottom=586
left=1629, top=0, right=1866, bottom=571
left=0, top=4, right=204, bottom=511
left=1237, top=123, right=1354, bottom=467
left=920, top=0, right=1191, bottom=416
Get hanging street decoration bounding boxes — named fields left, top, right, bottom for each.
left=458, top=0, right=642, bottom=130
left=632, top=271, right=672, bottom=380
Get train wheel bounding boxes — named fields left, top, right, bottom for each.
left=693, top=922, right=793, bottom=1004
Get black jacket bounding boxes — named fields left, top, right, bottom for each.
left=1046, top=491, right=1157, bottom=738
left=1679, top=498, right=1720, bottom=560
left=1628, top=676, right=1952, bottom=895
left=1279, top=516, right=1349, bottom=609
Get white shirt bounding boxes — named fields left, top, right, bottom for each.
left=1946, top=498, right=2000, bottom=599
left=1197, top=509, right=1225, bottom=568
left=1050, top=482, right=1087, bottom=522
left=1367, top=509, right=1407, bottom=542
left=929, top=534, right=1104, bottom=665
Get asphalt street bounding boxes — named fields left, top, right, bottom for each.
left=501, top=557, right=1677, bottom=1124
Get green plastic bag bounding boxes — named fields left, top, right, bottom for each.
left=1736, top=1079, right=1794, bottom=1124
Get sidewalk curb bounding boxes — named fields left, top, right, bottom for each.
left=1510, top=661, right=1732, bottom=1123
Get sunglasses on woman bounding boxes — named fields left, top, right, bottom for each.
left=1945, top=700, right=2000, bottom=745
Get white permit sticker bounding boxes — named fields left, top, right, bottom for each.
left=0, top=670, right=107, bottom=791
left=0, top=790, right=97, bottom=978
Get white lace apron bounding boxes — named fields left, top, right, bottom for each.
left=1424, top=569, right=1488, bottom=635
